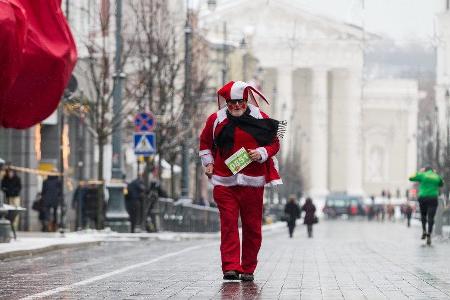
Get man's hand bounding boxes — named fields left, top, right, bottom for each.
left=248, top=149, right=262, bottom=161
left=205, top=163, right=213, bottom=178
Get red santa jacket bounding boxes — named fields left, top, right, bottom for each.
left=199, top=104, right=282, bottom=187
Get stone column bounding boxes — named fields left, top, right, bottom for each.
left=407, top=94, right=418, bottom=175
left=346, top=69, right=364, bottom=195
left=276, top=66, right=294, bottom=161
left=309, top=68, right=328, bottom=197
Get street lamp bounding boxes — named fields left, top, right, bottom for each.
left=207, top=0, right=217, bottom=10
left=181, top=0, right=192, bottom=198
left=105, top=0, right=130, bottom=232
left=58, top=75, right=78, bottom=236
left=445, top=88, right=450, bottom=201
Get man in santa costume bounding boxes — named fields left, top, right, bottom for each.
left=199, top=81, right=284, bottom=281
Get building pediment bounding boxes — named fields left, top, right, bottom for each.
left=201, top=0, right=373, bottom=43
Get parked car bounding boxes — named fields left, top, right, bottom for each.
left=323, top=193, right=366, bottom=218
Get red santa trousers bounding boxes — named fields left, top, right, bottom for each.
left=213, top=185, right=264, bottom=274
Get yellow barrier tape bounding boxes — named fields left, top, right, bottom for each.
left=9, top=165, right=62, bottom=177
left=6, top=166, right=109, bottom=185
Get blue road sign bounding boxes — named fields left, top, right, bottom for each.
left=134, top=132, right=156, bottom=156
left=134, top=112, right=155, bottom=132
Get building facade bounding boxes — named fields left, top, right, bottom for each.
left=436, top=1, right=450, bottom=160
left=200, top=0, right=418, bottom=200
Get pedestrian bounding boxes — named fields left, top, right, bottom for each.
left=386, top=203, right=395, bottom=221
left=284, top=195, right=300, bottom=238
left=301, top=197, right=317, bottom=238
left=41, top=174, right=62, bottom=232
left=125, top=175, right=145, bottom=233
left=32, top=192, right=46, bottom=232
left=1, top=168, right=22, bottom=230
left=367, top=195, right=375, bottom=221
left=409, top=166, right=444, bottom=245
left=82, top=183, right=105, bottom=229
left=199, top=81, right=284, bottom=281
left=405, top=201, right=413, bottom=228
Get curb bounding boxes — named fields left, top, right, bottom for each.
left=0, top=241, right=102, bottom=261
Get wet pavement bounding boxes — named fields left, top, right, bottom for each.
left=2, top=220, right=450, bottom=299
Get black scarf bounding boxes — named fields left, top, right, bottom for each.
left=214, top=108, right=286, bottom=155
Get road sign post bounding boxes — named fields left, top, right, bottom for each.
left=133, top=111, right=157, bottom=232
left=134, top=112, right=155, bottom=132
left=134, top=132, right=156, bottom=157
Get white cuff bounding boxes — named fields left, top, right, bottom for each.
left=199, top=149, right=214, bottom=167
left=256, top=147, right=268, bottom=163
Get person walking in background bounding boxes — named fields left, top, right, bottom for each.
left=41, top=174, right=62, bottom=232
left=32, top=192, right=46, bottom=232
left=409, top=166, right=444, bottom=245
left=302, top=197, right=317, bottom=238
left=125, top=175, right=145, bottom=233
left=284, top=195, right=300, bottom=238
left=405, top=201, right=414, bottom=228
left=386, top=203, right=395, bottom=222
left=1, top=168, right=22, bottom=230
left=367, top=195, right=375, bottom=221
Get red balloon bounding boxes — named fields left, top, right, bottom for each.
left=0, top=0, right=77, bottom=129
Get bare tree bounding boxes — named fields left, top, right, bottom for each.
left=129, top=1, right=209, bottom=198
left=68, top=2, right=136, bottom=228
left=129, top=0, right=182, bottom=197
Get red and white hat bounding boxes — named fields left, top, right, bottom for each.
left=217, top=81, right=270, bottom=109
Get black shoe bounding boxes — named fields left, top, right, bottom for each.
left=223, top=270, right=239, bottom=280
left=427, top=234, right=431, bottom=246
left=421, top=232, right=427, bottom=240
left=240, top=273, right=254, bottom=281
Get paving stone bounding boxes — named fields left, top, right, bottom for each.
left=4, top=221, right=450, bottom=299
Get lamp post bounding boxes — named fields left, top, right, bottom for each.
left=57, top=75, right=78, bottom=236
left=105, top=0, right=130, bottom=232
left=181, top=1, right=192, bottom=198
left=445, top=88, right=450, bottom=201
left=222, top=22, right=228, bottom=85
left=180, top=0, right=216, bottom=198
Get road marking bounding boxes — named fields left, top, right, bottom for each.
left=21, top=242, right=218, bottom=299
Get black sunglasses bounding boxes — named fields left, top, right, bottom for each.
left=226, top=99, right=247, bottom=105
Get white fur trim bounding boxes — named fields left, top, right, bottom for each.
left=213, top=108, right=227, bottom=140
left=265, top=179, right=283, bottom=187
left=199, top=149, right=212, bottom=156
left=230, top=81, right=248, bottom=99
left=199, top=150, right=214, bottom=167
left=200, top=154, right=214, bottom=167
left=248, top=104, right=263, bottom=119
left=216, top=107, right=227, bottom=122
left=211, top=174, right=266, bottom=187
left=255, top=147, right=268, bottom=163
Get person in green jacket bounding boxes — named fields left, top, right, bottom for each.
left=409, top=166, right=444, bottom=245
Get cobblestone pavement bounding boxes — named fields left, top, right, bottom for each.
left=2, top=220, right=450, bottom=299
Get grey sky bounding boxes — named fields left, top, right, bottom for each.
left=298, top=0, right=442, bottom=42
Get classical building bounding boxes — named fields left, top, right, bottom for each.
left=362, top=80, right=418, bottom=196
left=200, top=0, right=418, bottom=199
left=436, top=1, right=450, bottom=158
